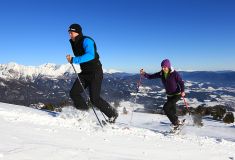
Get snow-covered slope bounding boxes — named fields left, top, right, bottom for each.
left=0, top=102, right=234, bottom=160
left=0, top=62, right=122, bottom=80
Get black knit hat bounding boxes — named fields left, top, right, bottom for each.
left=68, top=23, right=82, bottom=33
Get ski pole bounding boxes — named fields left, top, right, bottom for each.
left=129, top=70, right=143, bottom=124
left=182, top=96, right=193, bottom=123
left=71, top=63, right=103, bottom=128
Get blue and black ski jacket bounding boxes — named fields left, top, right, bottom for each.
left=69, top=36, right=102, bottom=72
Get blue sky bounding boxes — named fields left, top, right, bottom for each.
left=0, top=0, right=234, bottom=72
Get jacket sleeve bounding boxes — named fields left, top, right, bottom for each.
left=144, top=72, right=161, bottom=79
left=72, top=38, right=95, bottom=64
left=175, top=72, right=185, bottom=92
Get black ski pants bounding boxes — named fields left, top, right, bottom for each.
left=163, top=94, right=181, bottom=125
left=70, top=68, right=117, bottom=118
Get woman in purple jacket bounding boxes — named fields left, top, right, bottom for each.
left=140, top=59, right=185, bottom=127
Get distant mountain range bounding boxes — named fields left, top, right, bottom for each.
left=0, top=62, right=235, bottom=111
left=0, top=62, right=122, bottom=80
left=180, top=71, right=235, bottom=87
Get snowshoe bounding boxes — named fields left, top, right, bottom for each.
left=170, top=119, right=186, bottom=134
left=101, top=114, right=118, bottom=126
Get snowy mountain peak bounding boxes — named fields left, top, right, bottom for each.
left=0, top=62, right=80, bottom=80
left=103, top=68, right=122, bottom=74
left=0, top=62, right=122, bottom=80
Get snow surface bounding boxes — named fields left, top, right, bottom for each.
left=0, top=102, right=235, bottom=160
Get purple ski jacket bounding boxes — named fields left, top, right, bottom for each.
left=144, top=69, right=184, bottom=96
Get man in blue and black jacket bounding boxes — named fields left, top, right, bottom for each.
left=66, top=23, right=118, bottom=123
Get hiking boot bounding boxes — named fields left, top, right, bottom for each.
left=172, top=119, right=185, bottom=130
left=108, top=112, right=118, bottom=123
left=170, top=120, right=180, bottom=128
